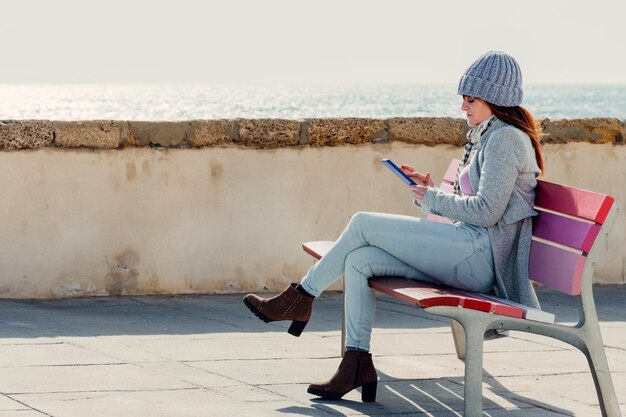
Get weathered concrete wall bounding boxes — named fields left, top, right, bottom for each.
left=0, top=118, right=624, bottom=298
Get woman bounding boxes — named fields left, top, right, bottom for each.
left=244, top=51, right=544, bottom=402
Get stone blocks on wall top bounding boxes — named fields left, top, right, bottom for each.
left=188, top=120, right=237, bottom=147
left=0, top=120, right=54, bottom=149
left=306, top=118, right=387, bottom=146
left=127, top=121, right=189, bottom=147
left=388, top=117, right=469, bottom=146
left=237, top=119, right=300, bottom=148
left=0, top=118, right=624, bottom=150
left=541, top=118, right=623, bottom=144
left=53, top=121, right=122, bottom=148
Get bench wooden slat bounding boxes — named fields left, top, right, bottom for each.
left=476, top=293, right=556, bottom=323
left=535, top=180, right=614, bottom=224
left=529, top=240, right=587, bottom=295
left=533, top=210, right=601, bottom=252
left=302, top=241, right=334, bottom=260
left=369, top=277, right=524, bottom=318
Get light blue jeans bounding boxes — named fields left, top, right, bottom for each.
left=300, top=212, right=495, bottom=352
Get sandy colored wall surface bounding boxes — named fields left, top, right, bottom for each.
left=0, top=118, right=623, bottom=298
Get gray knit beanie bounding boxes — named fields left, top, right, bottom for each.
left=458, top=51, right=523, bottom=107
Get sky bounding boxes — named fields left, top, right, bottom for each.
left=2, top=0, right=625, bottom=85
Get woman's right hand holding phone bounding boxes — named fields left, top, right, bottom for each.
left=402, top=165, right=434, bottom=205
left=401, top=165, right=433, bottom=187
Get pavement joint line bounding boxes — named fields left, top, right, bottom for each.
left=175, top=361, right=255, bottom=386
left=62, top=340, right=130, bottom=363
left=4, top=362, right=131, bottom=368
left=0, top=341, right=64, bottom=346
left=70, top=340, right=175, bottom=362
left=48, top=393, right=113, bottom=403
left=607, top=345, right=626, bottom=352
left=500, top=339, right=578, bottom=351
left=63, top=339, right=186, bottom=365
left=479, top=372, right=598, bottom=381
left=6, top=387, right=202, bottom=396
left=178, top=355, right=347, bottom=363
left=175, top=363, right=317, bottom=404
left=230, top=383, right=298, bottom=403
left=61, top=334, right=281, bottom=341
left=496, top=392, right=597, bottom=416
left=186, top=369, right=308, bottom=403
left=129, top=369, right=228, bottom=394
left=5, top=395, right=54, bottom=417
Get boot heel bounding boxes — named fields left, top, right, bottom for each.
left=288, top=320, right=308, bottom=337
left=361, top=381, right=377, bottom=402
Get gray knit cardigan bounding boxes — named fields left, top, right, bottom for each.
left=420, top=118, right=541, bottom=308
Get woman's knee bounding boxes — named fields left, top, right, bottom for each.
left=348, top=211, right=377, bottom=233
left=345, top=246, right=381, bottom=280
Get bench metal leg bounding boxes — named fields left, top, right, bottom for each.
left=585, top=343, right=622, bottom=417
left=450, top=319, right=466, bottom=360
left=458, top=317, right=489, bottom=417
left=581, top=325, right=622, bottom=417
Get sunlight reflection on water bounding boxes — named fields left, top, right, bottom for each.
left=0, top=84, right=624, bottom=120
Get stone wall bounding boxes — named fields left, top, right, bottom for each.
left=2, top=117, right=623, bottom=150
left=0, top=118, right=624, bottom=299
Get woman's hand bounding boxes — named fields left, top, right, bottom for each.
left=401, top=165, right=433, bottom=205
left=410, top=185, right=429, bottom=204
left=401, top=165, right=434, bottom=187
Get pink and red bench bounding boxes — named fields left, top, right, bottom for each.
left=303, top=159, right=621, bottom=417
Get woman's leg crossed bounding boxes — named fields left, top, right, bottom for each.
left=301, top=212, right=494, bottom=296
left=343, top=246, right=437, bottom=352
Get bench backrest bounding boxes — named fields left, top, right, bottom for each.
left=530, top=181, right=615, bottom=295
left=436, top=159, right=617, bottom=296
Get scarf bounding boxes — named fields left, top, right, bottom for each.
left=453, top=116, right=495, bottom=195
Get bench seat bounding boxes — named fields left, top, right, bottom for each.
left=303, top=241, right=555, bottom=324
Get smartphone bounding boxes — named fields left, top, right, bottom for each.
left=381, top=159, right=416, bottom=186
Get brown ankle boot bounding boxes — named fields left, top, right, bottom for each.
left=243, top=283, right=314, bottom=337
left=307, top=351, right=378, bottom=402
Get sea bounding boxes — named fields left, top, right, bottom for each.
left=0, top=84, right=624, bottom=121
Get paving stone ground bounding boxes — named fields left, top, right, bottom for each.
left=0, top=286, right=625, bottom=416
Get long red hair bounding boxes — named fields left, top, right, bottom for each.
left=487, top=104, right=544, bottom=175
